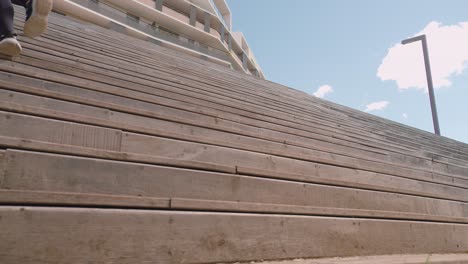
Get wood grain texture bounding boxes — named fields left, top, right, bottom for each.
left=0, top=7, right=467, bottom=263
left=2, top=150, right=468, bottom=221
left=237, top=254, right=468, bottom=264
left=1, top=207, right=468, bottom=264
left=0, top=110, right=122, bottom=151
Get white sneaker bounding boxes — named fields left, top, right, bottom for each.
left=24, top=0, right=53, bottom=38
left=0, top=36, right=22, bottom=57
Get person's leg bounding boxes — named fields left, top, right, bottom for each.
left=11, top=0, right=28, bottom=6
left=0, top=0, right=15, bottom=36
left=22, top=0, right=53, bottom=38
left=0, top=0, right=22, bottom=57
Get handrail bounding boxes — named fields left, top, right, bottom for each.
left=69, top=0, right=231, bottom=62
left=56, top=0, right=263, bottom=78
left=52, top=0, right=232, bottom=68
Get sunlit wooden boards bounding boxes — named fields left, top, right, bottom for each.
left=0, top=6, right=467, bottom=264
left=1, top=207, right=468, bottom=264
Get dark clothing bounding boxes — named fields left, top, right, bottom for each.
left=0, top=0, right=29, bottom=36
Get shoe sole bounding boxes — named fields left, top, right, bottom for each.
left=0, top=39, right=22, bottom=57
left=23, top=0, right=53, bottom=38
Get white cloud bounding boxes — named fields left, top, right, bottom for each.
left=378, top=21, right=468, bottom=91
left=365, top=101, right=389, bottom=112
left=313, top=85, right=334, bottom=98
left=403, top=113, right=408, bottom=119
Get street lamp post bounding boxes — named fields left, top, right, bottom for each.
left=401, top=34, right=441, bottom=136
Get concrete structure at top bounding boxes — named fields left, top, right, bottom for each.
left=52, top=0, right=265, bottom=78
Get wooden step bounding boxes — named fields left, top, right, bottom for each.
left=10, top=16, right=468, bottom=173
left=33, top=17, right=468, bottom=161
left=2, top=83, right=467, bottom=191
left=2, top=150, right=468, bottom=222
left=1, top=109, right=468, bottom=202
left=11, top=13, right=458, bottom=159
left=238, top=254, right=468, bottom=264
left=1, top=6, right=467, bottom=264
left=0, top=110, right=122, bottom=151
left=1, top=206, right=468, bottom=264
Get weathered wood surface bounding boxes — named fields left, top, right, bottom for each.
left=0, top=7, right=468, bottom=263
left=1, top=189, right=466, bottom=224
left=38, top=17, right=466, bottom=160
left=12, top=17, right=466, bottom=157
left=2, top=150, right=468, bottom=221
left=0, top=110, right=122, bottom=151
left=2, top=82, right=468, bottom=191
left=5, top=22, right=468, bottom=178
left=1, top=207, right=468, bottom=264
left=237, top=254, right=468, bottom=264
left=1, top=43, right=462, bottom=167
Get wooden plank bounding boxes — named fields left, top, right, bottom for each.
left=1, top=74, right=464, bottom=188
left=121, top=132, right=468, bottom=193
left=0, top=92, right=468, bottom=198
left=4, top=13, right=468, bottom=175
left=1, top=91, right=465, bottom=191
left=0, top=110, right=122, bottom=151
left=434, top=160, right=468, bottom=178
left=171, top=198, right=468, bottom=224
left=11, top=29, right=468, bottom=170
left=1, top=77, right=466, bottom=187
left=0, top=189, right=466, bottom=223
left=245, top=254, right=468, bottom=264
left=3, top=150, right=468, bottom=220
left=0, top=9, right=467, bottom=262
left=0, top=150, right=5, bottom=187
left=31, top=24, right=384, bottom=141
left=1, top=207, right=468, bottom=263
left=0, top=189, right=170, bottom=209
left=2, top=109, right=464, bottom=205
left=2, top=33, right=424, bottom=159
left=0, top=57, right=446, bottom=170
left=3, top=52, right=394, bottom=163
left=0, top=74, right=406, bottom=166
left=30, top=12, right=468, bottom=159
left=1, top=81, right=112, bottom=121
left=35, top=21, right=468, bottom=159
left=237, top=166, right=468, bottom=203
left=0, top=137, right=234, bottom=174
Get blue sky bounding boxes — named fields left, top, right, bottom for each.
left=226, top=0, right=468, bottom=144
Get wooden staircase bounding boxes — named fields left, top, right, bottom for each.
left=1, top=7, right=468, bottom=264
